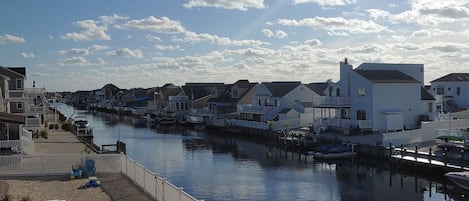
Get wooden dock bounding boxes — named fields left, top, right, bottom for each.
left=390, top=147, right=469, bottom=172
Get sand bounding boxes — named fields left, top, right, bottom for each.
left=1, top=175, right=110, bottom=201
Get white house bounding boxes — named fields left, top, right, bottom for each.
left=430, top=73, right=469, bottom=112
left=234, top=81, right=323, bottom=130
left=313, top=60, right=435, bottom=134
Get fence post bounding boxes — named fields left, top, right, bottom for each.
left=162, top=178, right=166, bottom=201
left=415, top=146, right=418, bottom=160
left=155, top=176, right=158, bottom=200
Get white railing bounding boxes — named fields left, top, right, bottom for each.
left=0, top=155, right=22, bottom=169
left=25, top=117, right=42, bottom=130
left=120, top=153, right=201, bottom=201
left=26, top=105, right=46, bottom=114
left=312, top=97, right=350, bottom=107
left=319, top=119, right=373, bottom=129
left=237, top=105, right=272, bottom=114
left=230, top=118, right=301, bottom=131
left=21, top=128, right=34, bottom=155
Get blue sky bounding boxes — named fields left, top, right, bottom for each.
left=1, top=0, right=468, bottom=91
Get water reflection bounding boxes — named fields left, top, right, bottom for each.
left=54, top=103, right=469, bottom=201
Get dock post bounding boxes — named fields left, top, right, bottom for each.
left=428, top=147, right=432, bottom=165
left=443, top=147, right=447, bottom=167
left=389, top=143, right=392, bottom=159
left=460, top=149, right=464, bottom=170
left=415, top=146, right=418, bottom=161
left=400, top=144, right=404, bottom=158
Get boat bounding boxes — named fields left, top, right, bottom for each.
left=436, top=135, right=466, bottom=150
left=157, top=116, right=176, bottom=126
left=73, top=116, right=93, bottom=137
left=309, top=144, right=356, bottom=159
left=143, top=113, right=157, bottom=124
left=446, top=171, right=469, bottom=190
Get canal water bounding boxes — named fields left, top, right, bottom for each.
left=55, top=103, right=468, bottom=201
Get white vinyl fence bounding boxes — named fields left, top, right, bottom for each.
left=120, top=153, right=202, bottom=201
left=0, top=153, right=202, bottom=201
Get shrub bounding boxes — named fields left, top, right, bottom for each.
left=62, top=121, right=73, bottom=131
left=20, top=195, right=31, bottom=201
left=48, top=124, right=54, bottom=129
left=40, top=130, right=48, bottom=139
left=54, top=124, right=59, bottom=129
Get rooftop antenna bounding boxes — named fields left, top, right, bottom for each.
left=344, top=58, right=348, bottom=64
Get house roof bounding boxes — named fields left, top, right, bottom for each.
left=263, top=82, right=301, bottom=97
left=209, top=81, right=256, bottom=104
left=431, top=73, right=469, bottom=82
left=182, top=83, right=225, bottom=100
left=305, top=82, right=328, bottom=96
left=421, top=87, right=435, bottom=100
left=0, top=113, right=25, bottom=124
left=0, top=66, right=26, bottom=79
left=355, top=70, right=420, bottom=83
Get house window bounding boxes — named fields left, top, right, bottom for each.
left=258, top=99, right=261, bottom=106
left=357, top=110, right=366, bottom=120
left=232, top=90, right=238, bottom=98
left=436, top=86, right=444, bottom=95
left=457, top=87, right=461, bottom=95
left=16, top=79, right=23, bottom=90
left=358, top=87, right=366, bottom=96
left=428, top=102, right=433, bottom=112
left=336, top=88, right=340, bottom=97
left=17, top=103, right=23, bottom=110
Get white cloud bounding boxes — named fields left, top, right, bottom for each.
left=183, top=0, right=265, bottom=11
left=62, top=20, right=111, bottom=41
left=155, top=44, right=182, bottom=51
left=181, top=31, right=269, bottom=46
left=366, top=9, right=390, bottom=20
left=95, top=58, right=106, bottom=65
left=146, top=34, right=162, bottom=42
left=292, top=0, right=357, bottom=6
left=20, top=53, right=35, bottom=58
left=116, top=16, right=185, bottom=33
left=411, top=29, right=431, bottom=37
left=59, top=56, right=89, bottom=66
left=304, top=39, right=321, bottom=47
left=390, top=0, right=469, bottom=25
left=98, top=14, right=128, bottom=24
left=275, top=30, right=288, bottom=39
left=261, top=29, right=274, bottom=37
left=106, top=48, right=144, bottom=58
left=58, top=48, right=89, bottom=56
left=427, top=42, right=469, bottom=53
left=277, top=17, right=388, bottom=35
left=0, top=34, right=25, bottom=44
left=89, top=44, right=110, bottom=52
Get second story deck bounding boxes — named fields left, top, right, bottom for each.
left=312, top=97, right=350, bottom=108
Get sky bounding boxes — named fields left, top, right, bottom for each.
left=0, top=0, right=468, bottom=92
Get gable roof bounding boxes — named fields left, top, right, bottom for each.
left=182, top=83, right=225, bottom=100
left=421, top=87, right=435, bottom=100
left=0, top=66, right=26, bottom=79
left=305, top=82, right=328, bottom=96
left=431, top=73, right=469, bottom=82
left=263, top=82, right=301, bottom=97
left=355, top=70, right=420, bottom=83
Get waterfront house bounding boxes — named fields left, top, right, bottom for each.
left=152, top=83, right=184, bottom=114
left=430, top=73, right=469, bottom=113
left=95, top=84, right=120, bottom=106
left=313, top=60, right=435, bottom=134
left=208, top=80, right=256, bottom=115
left=232, top=81, right=322, bottom=130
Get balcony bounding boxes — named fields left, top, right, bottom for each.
left=320, top=118, right=372, bottom=129
left=312, top=97, right=350, bottom=108
left=237, top=105, right=273, bottom=114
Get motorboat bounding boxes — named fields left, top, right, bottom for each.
left=446, top=171, right=469, bottom=190
left=73, top=116, right=93, bottom=136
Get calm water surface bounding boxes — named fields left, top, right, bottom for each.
left=55, top=103, right=468, bottom=201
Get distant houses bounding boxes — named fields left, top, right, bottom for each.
left=59, top=59, right=469, bottom=145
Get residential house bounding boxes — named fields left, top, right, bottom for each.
left=208, top=80, right=256, bottom=115
left=153, top=83, right=184, bottom=114
left=313, top=60, right=435, bottom=134
left=95, top=84, right=120, bottom=105
left=430, top=73, right=469, bottom=112
left=181, top=82, right=226, bottom=110
left=0, top=67, right=26, bottom=114
left=234, top=81, right=322, bottom=130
